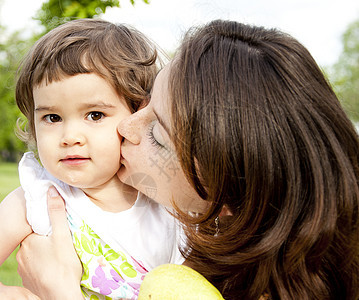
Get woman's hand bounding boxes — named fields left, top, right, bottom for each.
left=16, top=186, right=84, bottom=300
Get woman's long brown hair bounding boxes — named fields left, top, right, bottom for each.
left=169, top=20, right=359, bottom=299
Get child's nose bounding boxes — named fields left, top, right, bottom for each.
left=60, top=125, right=85, bottom=147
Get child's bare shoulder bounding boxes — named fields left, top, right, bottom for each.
left=0, top=186, right=31, bottom=264
left=1, top=186, right=25, bottom=208
left=0, top=186, right=31, bottom=239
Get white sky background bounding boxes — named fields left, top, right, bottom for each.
left=1, top=0, right=359, bottom=67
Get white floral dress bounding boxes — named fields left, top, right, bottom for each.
left=19, top=152, right=185, bottom=299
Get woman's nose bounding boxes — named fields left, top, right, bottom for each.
left=118, top=109, right=147, bottom=145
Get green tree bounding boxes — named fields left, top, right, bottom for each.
left=332, top=19, right=359, bottom=121
left=35, top=0, right=149, bottom=33
left=0, top=28, right=32, bottom=161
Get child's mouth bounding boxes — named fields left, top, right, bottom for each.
left=60, top=156, right=90, bottom=165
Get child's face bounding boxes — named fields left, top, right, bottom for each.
left=33, top=73, right=131, bottom=189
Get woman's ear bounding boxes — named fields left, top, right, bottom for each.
left=220, top=205, right=233, bottom=217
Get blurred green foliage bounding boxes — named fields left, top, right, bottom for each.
left=0, top=28, right=32, bottom=162
left=36, top=0, right=149, bottom=33
left=331, top=20, right=359, bottom=121
left=36, top=0, right=120, bottom=33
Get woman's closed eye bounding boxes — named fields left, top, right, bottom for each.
left=147, top=122, right=165, bottom=149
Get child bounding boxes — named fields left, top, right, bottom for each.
left=0, top=19, right=184, bottom=299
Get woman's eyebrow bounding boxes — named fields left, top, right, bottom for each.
left=153, top=108, right=170, bottom=134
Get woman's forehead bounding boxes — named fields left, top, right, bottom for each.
left=151, top=65, right=171, bottom=125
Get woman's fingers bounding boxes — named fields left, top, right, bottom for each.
left=16, top=186, right=84, bottom=299
left=47, top=186, right=71, bottom=239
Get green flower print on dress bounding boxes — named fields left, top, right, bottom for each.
left=72, top=220, right=146, bottom=299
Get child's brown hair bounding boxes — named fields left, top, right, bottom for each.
left=16, top=18, right=159, bottom=147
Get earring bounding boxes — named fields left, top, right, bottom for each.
left=214, top=216, right=220, bottom=236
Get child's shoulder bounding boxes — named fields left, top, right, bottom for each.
left=2, top=186, right=25, bottom=204
left=0, top=186, right=31, bottom=265
left=0, top=186, right=26, bottom=217
left=0, top=186, right=30, bottom=230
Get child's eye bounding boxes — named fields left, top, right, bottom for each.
left=44, top=114, right=61, bottom=123
left=87, top=111, right=104, bottom=121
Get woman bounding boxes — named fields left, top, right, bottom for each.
left=17, top=20, right=359, bottom=299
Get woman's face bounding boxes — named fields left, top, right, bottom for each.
left=117, top=65, right=209, bottom=213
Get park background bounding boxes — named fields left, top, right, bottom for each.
left=0, top=0, right=358, bottom=287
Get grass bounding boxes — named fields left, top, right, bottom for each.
left=0, top=163, right=20, bottom=201
left=0, top=162, right=22, bottom=286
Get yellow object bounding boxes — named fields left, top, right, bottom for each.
left=138, top=264, right=225, bottom=300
